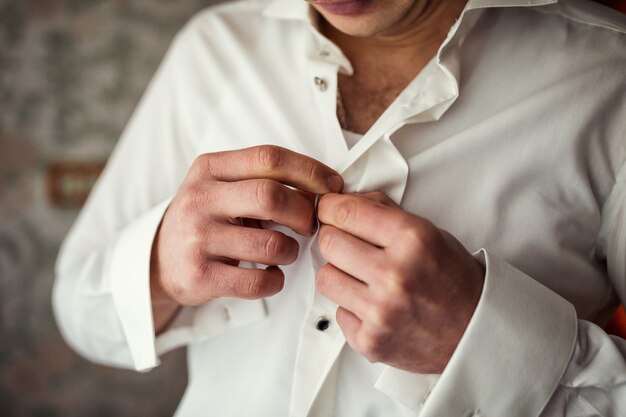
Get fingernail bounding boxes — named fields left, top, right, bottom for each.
left=326, top=174, right=343, bottom=192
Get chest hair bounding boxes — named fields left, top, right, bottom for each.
left=337, top=66, right=416, bottom=134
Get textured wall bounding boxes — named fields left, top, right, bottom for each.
left=0, top=1, right=223, bottom=416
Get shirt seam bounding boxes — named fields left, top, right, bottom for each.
left=536, top=0, right=626, bottom=35
left=596, top=160, right=626, bottom=256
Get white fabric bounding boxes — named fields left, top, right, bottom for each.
left=52, top=0, right=626, bottom=416
left=341, top=129, right=362, bottom=149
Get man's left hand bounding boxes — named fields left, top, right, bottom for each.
left=316, top=192, right=485, bottom=374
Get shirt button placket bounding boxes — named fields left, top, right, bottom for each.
left=315, top=316, right=331, bottom=332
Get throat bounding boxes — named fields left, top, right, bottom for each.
left=337, top=71, right=411, bottom=134
left=319, top=1, right=467, bottom=134
left=327, top=21, right=448, bottom=135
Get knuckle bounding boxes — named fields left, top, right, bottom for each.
left=190, top=254, right=210, bottom=286
left=178, top=259, right=211, bottom=304
left=242, top=271, right=283, bottom=298
left=334, top=199, right=357, bottom=226
left=192, top=153, right=214, bottom=178
left=420, top=223, right=440, bottom=246
left=368, top=255, right=390, bottom=279
left=179, top=184, right=203, bottom=214
left=318, top=226, right=337, bottom=256
left=370, top=191, right=387, bottom=203
left=303, top=158, right=319, bottom=184
left=315, top=265, right=333, bottom=293
left=255, top=180, right=282, bottom=213
left=263, top=232, right=286, bottom=260
left=369, top=302, right=396, bottom=328
left=304, top=203, right=317, bottom=234
left=359, top=330, right=388, bottom=363
left=168, top=281, right=188, bottom=304
left=191, top=153, right=207, bottom=170
left=189, top=219, right=206, bottom=240
left=165, top=275, right=193, bottom=305
left=381, top=266, right=409, bottom=293
left=257, top=145, right=282, bottom=174
left=317, top=195, right=330, bottom=220
left=242, top=274, right=267, bottom=297
left=402, top=220, right=439, bottom=252
left=378, top=268, right=415, bottom=307
left=199, top=221, right=219, bottom=249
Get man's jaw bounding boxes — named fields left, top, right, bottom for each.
left=305, top=0, right=374, bottom=17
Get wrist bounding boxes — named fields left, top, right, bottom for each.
left=149, top=229, right=182, bottom=334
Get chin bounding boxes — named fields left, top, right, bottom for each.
left=325, top=18, right=384, bottom=37
left=311, top=1, right=413, bottom=38
left=315, top=9, right=392, bottom=37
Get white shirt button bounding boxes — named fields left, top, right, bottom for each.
left=314, top=77, right=328, bottom=92
left=318, top=49, right=330, bottom=57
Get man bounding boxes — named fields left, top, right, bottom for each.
left=53, top=0, right=626, bottom=415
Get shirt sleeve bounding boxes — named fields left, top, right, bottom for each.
left=540, top=160, right=626, bottom=416
left=375, top=249, right=578, bottom=417
left=52, top=16, right=218, bottom=371
left=376, top=163, right=626, bottom=416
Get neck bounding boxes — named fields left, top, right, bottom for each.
left=317, top=1, right=467, bottom=134
left=320, top=1, right=466, bottom=75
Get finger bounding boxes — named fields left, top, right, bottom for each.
left=316, top=264, right=369, bottom=318
left=354, top=191, right=400, bottom=208
left=194, top=145, right=344, bottom=194
left=207, top=224, right=299, bottom=266
left=318, top=193, right=406, bottom=247
left=210, top=179, right=317, bottom=236
left=204, top=263, right=285, bottom=300
left=318, top=225, right=385, bottom=284
left=336, top=306, right=362, bottom=350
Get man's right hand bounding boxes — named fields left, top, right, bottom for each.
left=150, top=145, right=343, bottom=331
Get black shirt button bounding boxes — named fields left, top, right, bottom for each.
left=316, top=317, right=331, bottom=332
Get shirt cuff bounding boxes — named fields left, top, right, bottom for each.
left=109, top=198, right=268, bottom=372
left=416, top=249, right=578, bottom=417
left=155, top=296, right=268, bottom=356
left=375, top=367, right=440, bottom=413
left=109, top=198, right=172, bottom=371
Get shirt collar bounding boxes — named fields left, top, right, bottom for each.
left=262, top=0, right=309, bottom=21
left=262, top=0, right=559, bottom=22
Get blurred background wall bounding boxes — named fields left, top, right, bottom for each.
left=0, top=1, right=223, bottom=415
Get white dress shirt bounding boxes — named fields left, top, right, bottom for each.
left=53, top=0, right=626, bottom=416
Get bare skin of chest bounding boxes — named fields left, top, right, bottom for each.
left=331, top=28, right=446, bottom=135
left=324, top=1, right=466, bottom=135
left=338, top=69, right=414, bottom=134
